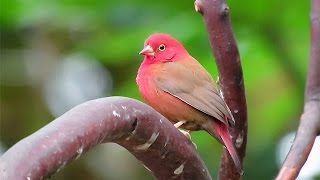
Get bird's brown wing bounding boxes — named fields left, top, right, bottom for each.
left=154, top=59, right=235, bottom=126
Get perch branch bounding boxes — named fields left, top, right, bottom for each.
left=195, top=0, right=247, bottom=179
left=276, top=0, right=320, bottom=179
left=0, top=97, right=212, bottom=180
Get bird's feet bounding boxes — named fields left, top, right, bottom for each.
left=179, top=129, right=197, bottom=149
left=178, top=129, right=191, bottom=140
left=174, top=121, right=197, bottom=149
left=174, top=121, right=191, bottom=139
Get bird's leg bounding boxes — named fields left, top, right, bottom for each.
left=174, top=121, right=185, bottom=128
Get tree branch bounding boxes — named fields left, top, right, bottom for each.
left=276, top=0, right=320, bottom=179
left=194, top=0, right=247, bottom=179
left=0, top=97, right=212, bottom=180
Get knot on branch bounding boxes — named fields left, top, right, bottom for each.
left=125, top=116, right=138, bottom=140
left=194, top=0, right=203, bottom=14
left=221, top=3, right=229, bottom=17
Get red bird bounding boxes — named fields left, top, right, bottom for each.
left=136, top=33, right=242, bottom=172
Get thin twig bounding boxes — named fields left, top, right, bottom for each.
left=0, top=97, right=212, bottom=180
left=276, top=0, right=320, bottom=179
left=195, top=0, right=247, bottom=179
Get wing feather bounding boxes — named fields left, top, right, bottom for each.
left=155, top=60, right=235, bottom=125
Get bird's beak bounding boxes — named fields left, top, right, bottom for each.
left=139, top=45, right=155, bottom=57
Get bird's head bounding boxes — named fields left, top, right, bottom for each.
left=139, top=33, right=188, bottom=64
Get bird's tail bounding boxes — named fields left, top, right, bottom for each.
left=214, top=121, right=243, bottom=174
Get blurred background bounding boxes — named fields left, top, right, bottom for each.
left=1, top=0, right=319, bottom=179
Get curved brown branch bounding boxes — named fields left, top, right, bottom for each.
left=195, top=0, right=247, bottom=179
left=276, top=0, right=320, bottom=179
left=0, top=97, right=212, bottom=180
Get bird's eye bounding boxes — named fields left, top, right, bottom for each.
left=158, top=44, right=166, bottom=51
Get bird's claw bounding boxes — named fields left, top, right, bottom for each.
left=178, top=129, right=197, bottom=149
left=179, top=129, right=191, bottom=139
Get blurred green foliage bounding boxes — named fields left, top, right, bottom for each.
left=0, top=0, right=312, bottom=179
